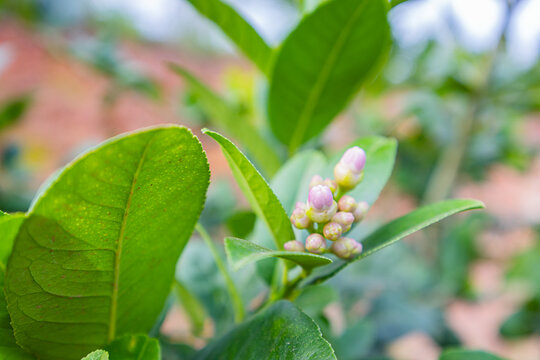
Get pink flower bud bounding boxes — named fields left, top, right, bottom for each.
left=334, top=163, right=364, bottom=190
left=338, top=195, right=357, bottom=212
left=330, top=237, right=363, bottom=259
left=323, top=178, right=337, bottom=194
left=309, top=175, right=324, bottom=189
left=295, top=202, right=307, bottom=211
left=353, top=201, right=369, bottom=222
left=290, top=208, right=310, bottom=229
left=331, top=211, right=355, bottom=232
left=306, top=200, right=338, bottom=223
left=284, top=240, right=305, bottom=252
left=308, top=185, right=334, bottom=211
left=306, top=234, right=326, bottom=254
left=341, top=147, right=366, bottom=173
left=323, top=222, right=342, bottom=241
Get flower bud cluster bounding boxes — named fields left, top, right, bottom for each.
left=285, top=146, right=370, bottom=260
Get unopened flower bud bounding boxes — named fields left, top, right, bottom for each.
left=353, top=201, right=369, bottom=222
left=331, top=211, right=355, bottom=232
left=338, top=195, right=357, bottom=212
left=323, top=222, right=342, bottom=241
left=295, top=202, right=307, bottom=211
left=308, top=185, right=333, bottom=211
left=290, top=208, right=310, bottom=229
left=334, top=147, right=366, bottom=190
left=284, top=240, right=305, bottom=252
left=323, top=178, right=337, bottom=194
left=306, top=234, right=326, bottom=254
left=330, top=237, right=363, bottom=259
left=309, top=175, right=324, bottom=189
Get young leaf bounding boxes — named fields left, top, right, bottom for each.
left=268, top=0, right=390, bottom=152
left=225, top=237, right=332, bottom=270
left=106, top=335, right=160, bottom=360
left=5, top=126, right=210, bottom=360
left=174, top=280, right=207, bottom=336
left=171, top=64, right=281, bottom=177
left=185, top=0, right=272, bottom=73
left=439, top=349, right=506, bottom=360
left=303, top=199, right=485, bottom=286
left=328, top=136, right=397, bottom=205
left=193, top=301, right=337, bottom=360
left=81, top=350, right=108, bottom=360
left=204, top=129, right=294, bottom=249
left=0, top=215, right=33, bottom=360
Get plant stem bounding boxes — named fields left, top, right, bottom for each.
left=195, top=223, right=245, bottom=323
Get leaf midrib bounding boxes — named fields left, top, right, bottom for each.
left=288, top=1, right=368, bottom=152
left=108, top=135, right=156, bottom=342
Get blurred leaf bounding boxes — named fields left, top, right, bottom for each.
left=0, top=214, right=33, bottom=360
left=390, top=0, right=410, bottom=7
left=225, top=237, right=332, bottom=270
left=5, top=126, right=209, bottom=359
left=268, top=0, right=390, bottom=151
left=106, top=335, right=160, bottom=360
left=332, top=320, right=375, bottom=360
left=500, top=297, right=540, bottom=339
left=227, top=210, right=256, bottom=238
left=303, top=199, right=485, bottom=286
left=81, top=350, right=108, bottom=360
left=439, top=349, right=506, bottom=360
left=185, top=0, right=272, bottom=73
left=175, top=280, right=207, bottom=336
left=0, top=96, right=31, bottom=132
left=171, top=65, right=281, bottom=177
left=506, top=243, right=540, bottom=294
left=294, top=285, right=338, bottom=317
left=193, top=301, right=337, bottom=360
left=203, top=129, right=295, bottom=249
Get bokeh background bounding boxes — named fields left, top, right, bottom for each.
left=1, top=0, right=540, bottom=359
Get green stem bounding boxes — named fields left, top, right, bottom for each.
left=195, top=223, right=245, bottom=323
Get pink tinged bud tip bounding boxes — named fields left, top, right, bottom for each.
left=323, top=222, right=342, bottom=241
left=331, top=212, right=355, bottom=232
left=295, top=202, right=307, bottom=211
left=308, top=185, right=334, bottom=211
left=341, top=146, right=366, bottom=173
left=353, top=201, right=369, bottom=222
left=334, top=163, right=365, bottom=190
left=284, top=240, right=305, bottom=252
left=338, top=195, right=357, bottom=212
left=290, top=208, right=311, bottom=229
left=306, top=200, right=338, bottom=223
left=309, top=175, right=324, bottom=189
left=305, top=234, right=326, bottom=254
left=331, top=237, right=363, bottom=259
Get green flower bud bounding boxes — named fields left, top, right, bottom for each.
left=284, top=240, right=305, bottom=252
left=305, top=234, right=326, bottom=254
left=323, top=222, right=342, bottom=241
left=323, top=178, right=337, bottom=194
left=291, top=207, right=311, bottom=229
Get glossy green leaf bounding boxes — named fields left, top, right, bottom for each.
left=81, top=350, right=108, bottom=360
left=193, top=301, right=336, bottom=360
left=328, top=136, right=397, bottom=205
left=303, top=199, right=485, bottom=286
left=171, top=64, right=281, bottom=177
left=185, top=0, right=272, bottom=73
left=268, top=0, right=390, bottom=151
left=439, top=349, right=506, bottom=360
left=0, top=215, right=33, bottom=360
left=106, top=335, right=160, bottom=360
left=225, top=237, right=331, bottom=270
left=204, top=129, right=294, bottom=249
left=5, top=126, right=210, bottom=360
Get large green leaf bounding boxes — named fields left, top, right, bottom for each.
left=193, top=301, right=336, bottom=360
left=171, top=64, right=281, bottom=177
left=105, top=335, right=160, bottom=360
left=0, top=215, right=33, bottom=360
left=268, top=0, right=390, bottom=151
left=185, top=0, right=272, bottom=73
left=439, top=349, right=506, bottom=360
left=303, top=199, right=485, bottom=286
left=203, top=130, right=294, bottom=249
left=81, top=350, right=108, bottom=360
left=225, top=237, right=331, bottom=270
left=5, top=126, right=210, bottom=360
